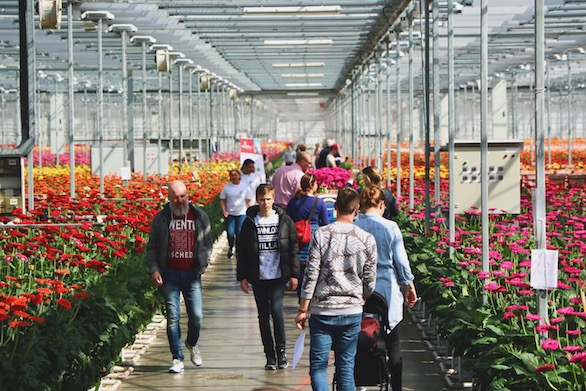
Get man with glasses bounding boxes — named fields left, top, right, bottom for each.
left=272, top=151, right=313, bottom=209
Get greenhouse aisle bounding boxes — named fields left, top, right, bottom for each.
left=114, top=242, right=446, bottom=391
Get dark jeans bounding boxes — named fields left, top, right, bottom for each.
left=384, top=322, right=403, bottom=391
left=252, top=279, right=286, bottom=358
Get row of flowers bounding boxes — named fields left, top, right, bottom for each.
left=401, top=175, right=585, bottom=389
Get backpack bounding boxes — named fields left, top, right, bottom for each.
left=294, top=197, right=318, bottom=247
left=358, top=316, right=385, bottom=355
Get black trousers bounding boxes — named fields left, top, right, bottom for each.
left=383, top=322, right=402, bottom=391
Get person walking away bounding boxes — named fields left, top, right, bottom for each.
left=146, top=180, right=213, bottom=373
left=316, top=145, right=330, bottom=169
left=263, top=153, right=275, bottom=182
left=347, top=165, right=399, bottom=218
left=241, top=158, right=264, bottom=200
left=271, top=151, right=313, bottom=209
left=283, top=144, right=296, bottom=166
left=316, top=143, right=341, bottom=168
left=325, top=144, right=340, bottom=168
left=295, top=187, right=377, bottom=391
left=313, top=143, right=322, bottom=168
left=285, top=173, right=329, bottom=297
left=237, top=184, right=300, bottom=370
left=354, top=186, right=417, bottom=391
left=220, top=169, right=253, bottom=259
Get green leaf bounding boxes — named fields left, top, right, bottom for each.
left=486, top=324, right=506, bottom=336
left=472, top=337, right=498, bottom=345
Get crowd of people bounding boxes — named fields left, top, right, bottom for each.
left=146, top=142, right=417, bottom=391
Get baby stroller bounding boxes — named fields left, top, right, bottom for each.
left=332, top=291, right=390, bottom=390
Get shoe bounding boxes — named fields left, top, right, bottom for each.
left=277, top=349, right=289, bottom=369
left=169, top=359, right=184, bottom=373
left=265, top=356, right=277, bottom=370
left=185, top=341, right=203, bottom=366
left=227, top=247, right=233, bottom=258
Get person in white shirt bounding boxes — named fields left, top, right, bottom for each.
left=220, top=169, right=253, bottom=258
left=240, top=158, right=264, bottom=202
left=326, top=144, right=340, bottom=168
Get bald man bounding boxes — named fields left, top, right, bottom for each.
left=147, top=180, right=213, bottom=373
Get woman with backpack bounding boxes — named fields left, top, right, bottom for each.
left=285, top=173, right=330, bottom=297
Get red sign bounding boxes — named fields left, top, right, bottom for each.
left=240, top=138, right=254, bottom=153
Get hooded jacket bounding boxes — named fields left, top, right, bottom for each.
left=146, top=203, right=212, bottom=275
left=236, top=205, right=300, bottom=284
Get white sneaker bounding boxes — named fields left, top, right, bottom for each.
left=185, top=341, right=203, bottom=366
left=169, top=359, right=184, bottom=373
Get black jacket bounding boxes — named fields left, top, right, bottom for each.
left=236, top=205, right=300, bottom=284
left=382, top=187, right=399, bottom=218
left=146, top=203, right=212, bottom=275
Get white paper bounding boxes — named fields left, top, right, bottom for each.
left=530, top=249, right=558, bottom=289
left=292, top=330, right=306, bottom=370
left=120, top=166, right=131, bottom=181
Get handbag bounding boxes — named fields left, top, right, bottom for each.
left=294, top=197, right=319, bottom=247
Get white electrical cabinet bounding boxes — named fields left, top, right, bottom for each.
left=452, top=140, right=523, bottom=214
left=91, top=144, right=169, bottom=176
left=0, top=156, right=25, bottom=216
left=134, top=145, right=170, bottom=176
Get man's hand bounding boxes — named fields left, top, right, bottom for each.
left=151, top=271, right=163, bottom=286
left=240, top=279, right=250, bottom=294
left=295, top=312, right=307, bottom=330
left=288, top=277, right=298, bottom=291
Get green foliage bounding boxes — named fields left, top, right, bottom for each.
left=0, top=253, right=161, bottom=391
left=396, top=212, right=586, bottom=391
left=201, top=198, right=223, bottom=241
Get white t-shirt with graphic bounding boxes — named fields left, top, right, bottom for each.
left=220, top=182, right=250, bottom=216
left=255, top=213, right=281, bottom=280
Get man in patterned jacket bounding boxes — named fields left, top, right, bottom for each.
left=295, top=186, right=377, bottom=391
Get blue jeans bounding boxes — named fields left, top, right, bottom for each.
left=161, top=269, right=203, bottom=361
left=252, top=279, right=286, bottom=358
left=309, top=313, right=362, bottom=391
left=226, top=214, right=246, bottom=249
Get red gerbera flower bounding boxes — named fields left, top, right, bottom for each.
left=57, top=298, right=72, bottom=310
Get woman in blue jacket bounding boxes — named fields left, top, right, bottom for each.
left=354, top=186, right=417, bottom=391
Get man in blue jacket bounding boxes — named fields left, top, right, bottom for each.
left=147, top=180, right=212, bottom=373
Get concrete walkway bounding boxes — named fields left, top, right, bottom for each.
left=114, top=244, right=446, bottom=391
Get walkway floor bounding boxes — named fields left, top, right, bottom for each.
left=115, top=243, right=446, bottom=391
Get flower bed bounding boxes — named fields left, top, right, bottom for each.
left=401, top=177, right=585, bottom=390
left=0, top=170, right=224, bottom=389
